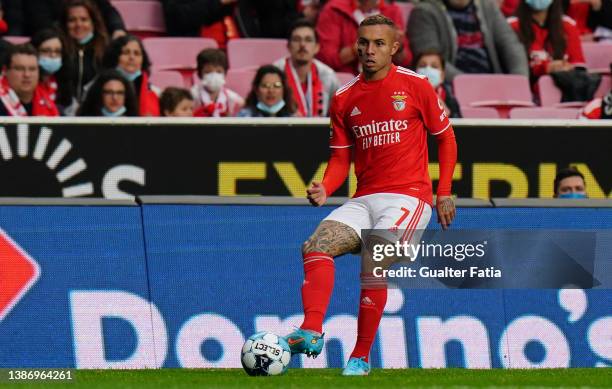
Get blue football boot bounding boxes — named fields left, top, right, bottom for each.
left=342, top=357, right=371, bottom=376
left=283, top=328, right=325, bottom=358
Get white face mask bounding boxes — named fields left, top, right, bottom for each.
left=416, top=66, right=442, bottom=88
left=202, top=72, right=225, bottom=92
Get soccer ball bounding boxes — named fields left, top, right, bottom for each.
left=241, top=331, right=291, bottom=376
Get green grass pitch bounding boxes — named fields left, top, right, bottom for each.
left=7, top=368, right=611, bottom=388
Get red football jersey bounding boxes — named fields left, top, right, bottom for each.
left=329, top=65, right=451, bottom=205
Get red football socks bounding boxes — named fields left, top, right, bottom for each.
left=300, top=252, right=335, bottom=334
left=350, top=275, right=388, bottom=362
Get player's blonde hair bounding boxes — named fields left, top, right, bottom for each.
left=359, top=14, right=397, bottom=29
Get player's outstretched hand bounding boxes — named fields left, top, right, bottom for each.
left=307, top=181, right=327, bottom=207
left=436, top=195, right=456, bottom=230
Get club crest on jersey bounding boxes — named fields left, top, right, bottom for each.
left=391, top=94, right=407, bottom=111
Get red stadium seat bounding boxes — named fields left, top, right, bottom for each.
left=3, top=36, right=29, bottom=45
left=144, top=37, right=217, bottom=71
left=581, top=42, right=612, bottom=73
left=143, top=37, right=217, bottom=84
left=227, top=38, right=288, bottom=70
left=453, top=74, right=535, bottom=118
left=150, top=70, right=184, bottom=90
left=460, top=107, right=500, bottom=118
left=336, top=72, right=357, bottom=86
left=112, top=0, right=166, bottom=38
left=538, top=74, right=610, bottom=107
left=509, top=107, right=581, bottom=119
left=225, top=69, right=256, bottom=99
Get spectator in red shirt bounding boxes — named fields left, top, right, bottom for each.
left=102, top=35, right=160, bottom=116
left=508, top=0, right=586, bottom=81
left=31, top=28, right=77, bottom=115
left=316, top=0, right=410, bottom=74
left=0, top=43, right=59, bottom=116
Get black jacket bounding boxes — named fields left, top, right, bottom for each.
left=24, top=0, right=125, bottom=37
left=68, top=44, right=99, bottom=103
left=161, top=0, right=235, bottom=36
left=591, top=0, right=612, bottom=30
left=161, top=0, right=299, bottom=38
left=3, top=0, right=26, bottom=35
left=236, top=0, right=299, bottom=38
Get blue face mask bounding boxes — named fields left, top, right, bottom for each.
left=102, top=106, right=127, bottom=117
left=117, top=67, right=142, bottom=82
left=416, top=66, right=442, bottom=88
left=525, top=0, right=553, bottom=11
left=257, top=100, right=286, bottom=115
left=39, top=56, right=62, bottom=74
left=78, top=31, right=94, bottom=45
left=558, top=192, right=587, bottom=199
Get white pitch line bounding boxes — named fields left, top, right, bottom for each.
left=33, top=127, right=52, bottom=160
left=46, top=139, right=72, bottom=170
left=0, top=126, right=13, bottom=160
left=62, top=182, right=94, bottom=197
left=56, top=158, right=87, bottom=183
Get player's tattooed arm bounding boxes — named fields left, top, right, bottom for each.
left=436, top=195, right=456, bottom=230
left=302, top=220, right=361, bottom=257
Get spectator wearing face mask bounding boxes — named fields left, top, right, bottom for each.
left=0, top=43, right=59, bottom=116
left=24, top=0, right=126, bottom=38
left=191, top=48, right=243, bottom=117
left=103, top=35, right=160, bottom=116
left=553, top=167, right=588, bottom=199
left=237, top=65, right=297, bottom=117
left=77, top=69, right=138, bottom=116
left=508, top=0, right=585, bottom=81
left=59, top=0, right=110, bottom=103
left=31, top=28, right=77, bottom=115
left=414, top=49, right=462, bottom=118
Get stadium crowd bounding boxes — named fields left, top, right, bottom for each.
left=0, top=0, right=609, bottom=119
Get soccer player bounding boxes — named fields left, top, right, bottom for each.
left=284, top=14, right=457, bottom=376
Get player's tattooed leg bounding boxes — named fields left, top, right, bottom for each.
left=302, top=220, right=361, bottom=257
